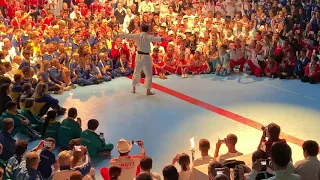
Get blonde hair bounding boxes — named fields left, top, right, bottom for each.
left=58, top=151, right=71, bottom=166
left=32, top=83, right=48, bottom=99
left=25, top=152, right=40, bottom=169
left=40, top=60, right=51, bottom=72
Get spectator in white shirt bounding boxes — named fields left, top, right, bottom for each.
left=214, top=134, right=243, bottom=161
left=162, top=165, right=179, bottom=180
left=109, top=138, right=146, bottom=180
left=70, top=6, right=81, bottom=20
left=135, top=156, right=161, bottom=180
left=139, top=0, right=154, bottom=13
left=192, top=139, right=213, bottom=167
left=171, top=153, right=191, bottom=180
left=247, top=142, right=302, bottom=180
left=294, top=140, right=320, bottom=180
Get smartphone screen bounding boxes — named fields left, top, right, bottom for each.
left=74, top=146, right=82, bottom=151
left=44, top=141, right=52, bottom=148
left=261, top=160, right=267, bottom=166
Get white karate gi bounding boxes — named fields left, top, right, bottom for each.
left=118, top=32, right=162, bottom=89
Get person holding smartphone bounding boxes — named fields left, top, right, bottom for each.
left=107, top=138, right=146, bottom=180
left=81, top=119, right=114, bottom=158
left=37, top=138, right=58, bottom=179
left=214, top=134, right=243, bottom=161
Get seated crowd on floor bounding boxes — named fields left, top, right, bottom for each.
left=0, top=0, right=320, bottom=179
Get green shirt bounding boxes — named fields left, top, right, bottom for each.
left=0, top=111, right=24, bottom=137
left=81, top=130, right=113, bottom=157
left=43, top=121, right=60, bottom=143
left=58, top=118, right=81, bottom=147
left=20, top=109, right=43, bottom=126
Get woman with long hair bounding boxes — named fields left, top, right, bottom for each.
left=172, top=153, right=191, bottom=180
left=32, top=82, right=66, bottom=116
left=41, top=110, right=60, bottom=141
left=0, top=83, right=12, bottom=115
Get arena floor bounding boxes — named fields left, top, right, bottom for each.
left=27, top=73, right=320, bottom=179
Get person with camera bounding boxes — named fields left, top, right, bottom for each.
left=247, top=142, right=301, bottom=180
left=294, top=140, right=320, bottom=180
left=208, top=161, right=230, bottom=180
left=108, top=138, right=146, bottom=180
left=250, top=150, right=273, bottom=180
left=80, top=119, right=114, bottom=158
left=58, top=108, right=82, bottom=149
left=37, top=138, right=58, bottom=179
left=258, top=123, right=286, bottom=157
left=214, top=134, right=243, bottom=161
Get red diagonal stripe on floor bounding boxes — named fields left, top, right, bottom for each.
left=127, top=77, right=311, bottom=151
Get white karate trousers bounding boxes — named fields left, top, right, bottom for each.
left=132, top=54, right=152, bottom=89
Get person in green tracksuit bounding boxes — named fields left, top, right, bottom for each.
left=41, top=110, right=60, bottom=142
left=81, top=119, right=114, bottom=157
left=58, top=108, right=82, bottom=148
left=0, top=101, right=29, bottom=137
left=20, top=98, right=44, bottom=132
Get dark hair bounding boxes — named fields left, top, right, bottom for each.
left=109, top=166, right=121, bottom=180
left=208, top=161, right=223, bottom=177
left=68, top=107, right=77, bottom=118
left=162, top=165, right=179, bottom=180
left=41, top=110, right=57, bottom=137
left=271, top=142, right=292, bottom=167
left=6, top=101, right=17, bottom=110
left=267, top=123, right=281, bottom=140
left=23, top=83, right=32, bottom=92
left=88, top=119, right=99, bottom=130
left=69, top=138, right=81, bottom=150
left=15, top=140, right=28, bottom=157
left=14, top=73, right=22, bottom=82
left=302, top=140, right=319, bottom=156
left=141, top=24, right=149, bottom=32
left=44, top=137, right=56, bottom=147
left=2, top=118, right=14, bottom=131
left=22, top=66, right=31, bottom=75
left=0, top=83, right=10, bottom=95
left=178, top=153, right=190, bottom=171
left=199, top=139, right=210, bottom=153
left=136, top=172, right=153, bottom=180
left=24, top=98, right=35, bottom=108
left=140, top=156, right=153, bottom=171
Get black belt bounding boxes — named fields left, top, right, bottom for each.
left=137, top=51, right=150, bottom=55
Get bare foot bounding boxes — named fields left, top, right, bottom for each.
left=132, top=87, right=136, bottom=93
left=146, top=91, right=155, bottom=96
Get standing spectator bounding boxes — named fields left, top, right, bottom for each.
left=192, top=139, right=213, bottom=167
left=13, top=152, right=43, bottom=180
left=135, top=156, right=161, bottom=180
left=214, top=134, right=243, bottom=161
left=247, top=142, right=301, bottom=180
left=109, top=138, right=146, bottom=180
left=294, top=140, right=320, bottom=180
left=81, top=119, right=114, bottom=157
left=139, top=0, right=154, bottom=13
left=162, top=165, right=179, bottom=180
left=58, top=108, right=82, bottom=148
left=0, top=118, right=16, bottom=161
left=114, top=3, right=126, bottom=25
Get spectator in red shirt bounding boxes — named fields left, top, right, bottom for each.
left=0, top=0, right=6, bottom=17
left=10, top=10, right=33, bottom=28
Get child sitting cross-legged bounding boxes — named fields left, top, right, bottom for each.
left=75, top=57, right=100, bottom=86
left=152, top=47, right=167, bottom=79
left=301, top=55, right=320, bottom=84
left=115, top=52, right=132, bottom=77
left=97, top=52, right=116, bottom=79
left=176, top=52, right=190, bottom=78
left=264, top=56, right=278, bottom=78
left=50, top=59, right=74, bottom=89
left=216, top=44, right=230, bottom=76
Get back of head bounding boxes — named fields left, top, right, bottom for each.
left=163, top=165, right=179, bottom=180
left=2, top=118, right=14, bottom=132
left=140, top=156, right=153, bottom=171
left=109, top=166, right=121, bottom=180
left=58, top=150, right=71, bottom=167
left=208, top=161, right=223, bottom=178
left=136, top=172, right=153, bottom=180
left=15, top=140, right=28, bottom=157
left=69, top=138, right=81, bottom=150
left=302, top=140, right=319, bottom=157
left=178, top=153, right=190, bottom=171
left=68, top=107, right=77, bottom=118
left=226, top=134, right=238, bottom=146
left=214, top=174, right=229, bottom=180
left=267, top=123, right=281, bottom=141
left=25, top=152, right=40, bottom=169
left=70, top=171, right=83, bottom=180
left=6, top=101, right=17, bottom=111
left=271, top=142, right=291, bottom=168
left=0, top=83, right=10, bottom=95
left=199, top=139, right=210, bottom=153
left=141, top=24, right=149, bottom=32
left=23, top=83, right=32, bottom=92
left=24, top=98, right=35, bottom=109
left=252, top=149, right=268, bottom=162
left=87, top=119, right=99, bottom=131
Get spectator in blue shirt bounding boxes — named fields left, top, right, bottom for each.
left=13, top=151, right=43, bottom=180
left=0, top=118, right=16, bottom=161
left=6, top=140, right=28, bottom=179
left=37, top=138, right=57, bottom=179
left=11, top=74, right=23, bottom=93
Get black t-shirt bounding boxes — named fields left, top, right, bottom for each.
left=37, top=149, right=56, bottom=178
